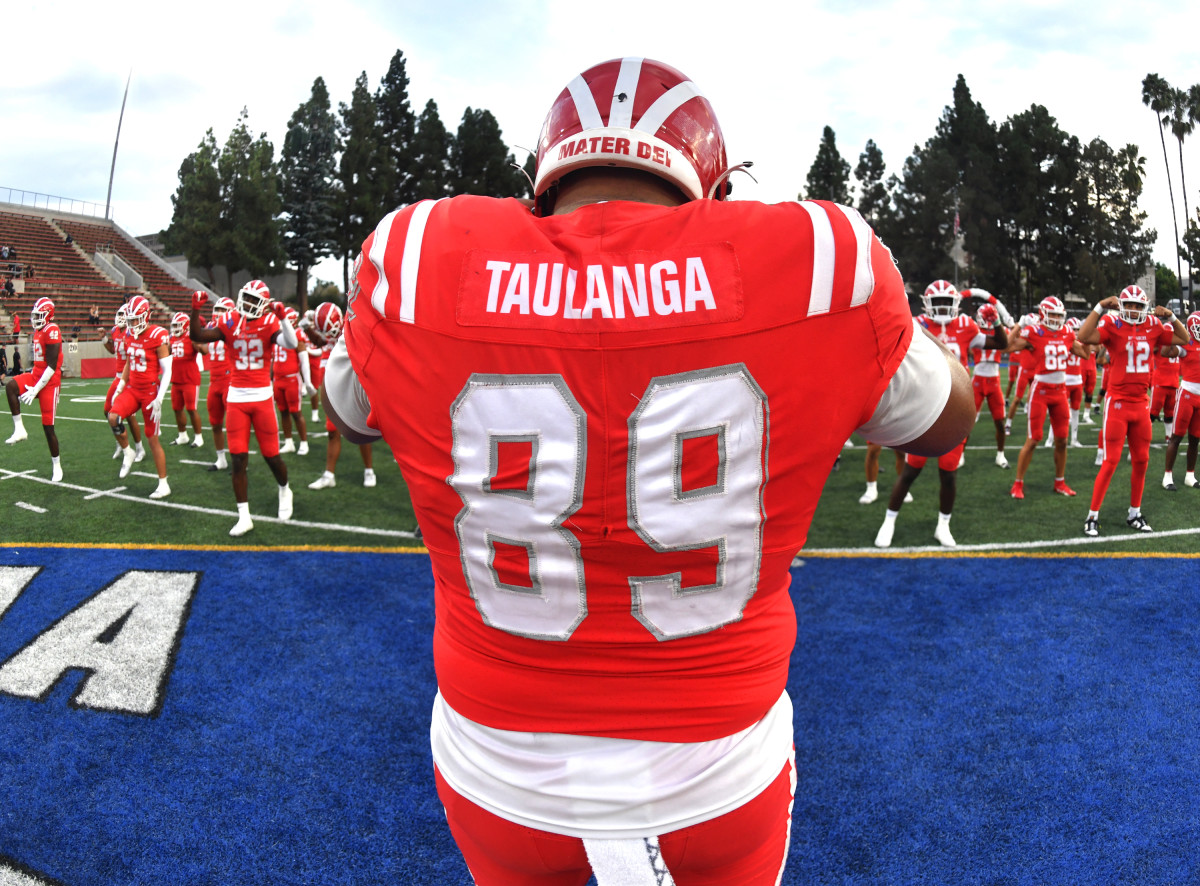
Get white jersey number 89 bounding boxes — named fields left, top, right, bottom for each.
left=450, top=366, right=767, bottom=642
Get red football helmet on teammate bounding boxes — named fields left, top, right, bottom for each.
left=30, top=297, right=55, bottom=330
left=1118, top=285, right=1149, bottom=324
left=1038, top=296, right=1066, bottom=331
left=533, top=57, right=733, bottom=216
left=170, top=312, right=190, bottom=338
left=126, top=295, right=152, bottom=336
left=1187, top=311, right=1200, bottom=343
left=114, top=304, right=128, bottom=330
left=211, top=296, right=235, bottom=320
left=315, top=302, right=343, bottom=339
left=236, top=280, right=272, bottom=320
left=921, top=280, right=960, bottom=321
left=975, top=303, right=1000, bottom=328
left=1065, top=316, right=1082, bottom=333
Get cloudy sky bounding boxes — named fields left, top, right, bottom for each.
left=2, top=0, right=1196, bottom=288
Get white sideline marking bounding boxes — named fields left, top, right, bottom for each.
left=15, top=502, right=47, bottom=514
left=0, top=469, right=416, bottom=540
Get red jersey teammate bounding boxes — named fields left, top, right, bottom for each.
left=1163, top=311, right=1200, bottom=490
left=272, top=305, right=317, bottom=456
left=322, top=57, right=973, bottom=885
left=203, top=296, right=235, bottom=471
left=875, top=280, right=1007, bottom=548
left=1150, top=339, right=1182, bottom=440
left=960, top=287, right=1016, bottom=469
left=1077, top=286, right=1187, bottom=535
left=1007, top=297, right=1090, bottom=500
left=108, top=295, right=172, bottom=499
left=101, top=304, right=146, bottom=463
left=190, top=281, right=296, bottom=537
left=4, top=297, right=64, bottom=481
left=168, top=311, right=208, bottom=448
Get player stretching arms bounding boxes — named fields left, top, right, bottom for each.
left=306, top=303, right=376, bottom=490
left=4, top=297, right=64, bottom=481
left=202, top=297, right=235, bottom=471
left=168, top=312, right=208, bottom=448
left=109, top=296, right=172, bottom=499
left=101, top=304, right=146, bottom=463
left=1007, top=297, right=1089, bottom=500
left=189, top=283, right=295, bottom=537
left=1077, top=286, right=1187, bottom=535
left=273, top=306, right=317, bottom=455
left=1163, top=311, right=1200, bottom=490
left=966, top=302, right=1011, bottom=468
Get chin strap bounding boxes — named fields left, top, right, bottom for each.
left=707, top=161, right=756, bottom=200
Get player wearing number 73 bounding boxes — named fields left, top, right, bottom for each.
left=324, top=56, right=973, bottom=885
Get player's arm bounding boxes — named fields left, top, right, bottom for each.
left=101, top=328, right=115, bottom=354
left=322, top=336, right=382, bottom=446
left=272, top=302, right=299, bottom=349
left=856, top=322, right=974, bottom=458
left=1156, top=305, right=1189, bottom=345
left=1070, top=339, right=1091, bottom=358
left=19, top=343, right=59, bottom=404
left=1006, top=331, right=1028, bottom=353
left=1077, top=296, right=1117, bottom=345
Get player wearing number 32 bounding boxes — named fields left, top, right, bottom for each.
left=1076, top=286, right=1187, bottom=536
left=324, top=57, right=973, bottom=886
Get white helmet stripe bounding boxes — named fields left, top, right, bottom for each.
left=607, top=57, right=643, bottom=129
left=566, top=74, right=604, bottom=130
left=636, top=80, right=702, bottom=135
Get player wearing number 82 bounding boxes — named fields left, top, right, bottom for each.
left=324, top=56, right=973, bottom=885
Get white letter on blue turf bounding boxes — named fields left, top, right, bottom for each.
left=0, top=566, right=40, bottom=620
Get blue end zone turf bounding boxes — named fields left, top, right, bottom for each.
left=1, top=550, right=1197, bottom=884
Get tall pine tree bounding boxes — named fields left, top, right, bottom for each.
left=802, top=126, right=851, bottom=203
left=163, top=129, right=222, bottom=285
left=335, top=72, right=384, bottom=292
left=451, top=107, right=524, bottom=197
left=375, top=50, right=417, bottom=211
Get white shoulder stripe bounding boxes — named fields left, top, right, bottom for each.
left=836, top=204, right=875, bottom=308
left=567, top=74, right=604, bottom=130
left=608, top=57, right=643, bottom=129
left=636, top=80, right=701, bottom=135
left=368, top=209, right=400, bottom=318
left=398, top=199, right=441, bottom=324
left=798, top=202, right=835, bottom=316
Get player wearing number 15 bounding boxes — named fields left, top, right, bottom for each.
left=189, top=282, right=295, bottom=537
left=1076, top=286, right=1188, bottom=535
left=324, top=57, right=973, bottom=885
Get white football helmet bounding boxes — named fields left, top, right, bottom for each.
left=315, top=302, right=343, bottom=339
left=1118, top=285, right=1149, bottom=324
left=1065, top=316, right=1082, bottom=333
left=211, top=296, right=235, bottom=319
left=236, top=280, right=272, bottom=320
left=114, top=304, right=128, bottom=330
left=922, top=280, right=961, bottom=321
left=1038, top=296, right=1066, bottom=331
left=30, top=297, right=55, bottom=330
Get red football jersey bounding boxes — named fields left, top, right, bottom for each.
left=1180, top=343, right=1200, bottom=385
left=920, top=314, right=983, bottom=367
left=272, top=329, right=307, bottom=376
left=215, top=311, right=281, bottom=388
left=169, top=334, right=201, bottom=385
left=204, top=323, right=232, bottom=381
left=126, top=326, right=170, bottom=394
left=110, top=326, right=130, bottom=376
left=345, top=196, right=918, bottom=743
left=1153, top=349, right=1181, bottom=386
left=1018, top=323, right=1076, bottom=378
left=31, top=324, right=63, bottom=380
left=1096, top=316, right=1175, bottom=400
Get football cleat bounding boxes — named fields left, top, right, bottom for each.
left=995, top=452, right=1009, bottom=469
left=1164, top=476, right=1177, bottom=492
left=134, top=446, right=146, bottom=463
left=189, top=435, right=204, bottom=448
left=874, top=521, right=895, bottom=548
left=1080, top=411, right=1094, bottom=424
left=858, top=486, right=878, bottom=505
left=119, top=447, right=136, bottom=478
left=310, top=410, right=321, bottom=423
left=51, top=462, right=63, bottom=483
left=149, top=480, right=171, bottom=500
left=279, top=439, right=296, bottom=454
left=1070, top=438, right=1083, bottom=448
left=5, top=427, right=28, bottom=445
left=1186, top=475, right=1200, bottom=488
left=363, top=469, right=377, bottom=488
left=1010, top=479, right=1025, bottom=499
left=308, top=474, right=336, bottom=490
left=933, top=523, right=957, bottom=547
left=229, top=515, right=255, bottom=537
left=297, top=441, right=309, bottom=456
left=1053, top=479, right=1076, bottom=497
left=1043, top=436, right=1054, bottom=448
left=1094, top=450, right=1104, bottom=466
left=112, top=443, right=122, bottom=459
left=171, top=433, right=189, bottom=446
left=1083, top=517, right=1099, bottom=537
left=1126, top=514, right=1152, bottom=532
left=904, top=492, right=914, bottom=503
left=278, top=484, right=294, bottom=521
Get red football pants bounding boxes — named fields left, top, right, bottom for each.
left=434, top=756, right=795, bottom=886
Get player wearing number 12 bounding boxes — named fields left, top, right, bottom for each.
left=324, top=57, right=973, bottom=885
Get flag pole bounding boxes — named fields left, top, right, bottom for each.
left=105, top=70, right=132, bottom=221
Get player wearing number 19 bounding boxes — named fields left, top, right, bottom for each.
left=1076, top=286, right=1188, bottom=536
left=324, top=57, right=973, bottom=885
left=189, top=282, right=295, bottom=537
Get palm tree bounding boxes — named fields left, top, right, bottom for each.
left=1142, top=74, right=1182, bottom=291
left=1167, top=87, right=1195, bottom=306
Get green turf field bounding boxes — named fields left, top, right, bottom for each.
left=1, top=376, right=1196, bottom=553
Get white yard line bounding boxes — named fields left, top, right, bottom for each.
left=14, top=502, right=47, bottom=514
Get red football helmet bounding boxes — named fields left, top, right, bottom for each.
left=1038, top=296, right=1066, bottom=331
left=170, top=312, right=190, bottom=338
left=533, top=57, right=731, bottom=215
left=315, top=302, right=343, bottom=338
left=975, top=303, right=999, bottom=328
left=921, top=280, right=960, bottom=321
left=284, top=307, right=300, bottom=325
left=211, top=296, right=235, bottom=319
left=1187, top=311, right=1200, bottom=343
left=126, top=295, right=152, bottom=336
left=237, top=280, right=272, bottom=319
left=1065, top=316, right=1082, bottom=333
left=30, top=297, right=55, bottom=330
left=1118, top=285, right=1149, bottom=324
left=114, top=304, right=128, bottom=330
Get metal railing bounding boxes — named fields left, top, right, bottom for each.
left=0, top=188, right=107, bottom=219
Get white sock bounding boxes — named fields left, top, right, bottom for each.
left=1187, top=471, right=1197, bottom=484
left=1165, top=471, right=1174, bottom=483
left=1088, top=510, right=1099, bottom=520
left=51, top=456, right=60, bottom=468
left=237, top=501, right=251, bottom=517
left=13, top=414, right=23, bottom=430
left=1069, top=409, right=1079, bottom=439
left=323, top=470, right=335, bottom=480
left=863, top=481, right=877, bottom=495
left=883, top=509, right=899, bottom=523
left=1128, top=506, right=1140, bottom=520
left=1165, top=420, right=1174, bottom=437
left=937, top=511, right=952, bottom=525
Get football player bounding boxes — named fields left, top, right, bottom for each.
left=168, top=311, right=208, bottom=448
left=320, top=57, right=974, bottom=884
left=306, top=303, right=377, bottom=490
left=1150, top=337, right=1182, bottom=441
left=300, top=308, right=323, bottom=422
left=1045, top=316, right=1087, bottom=449
left=272, top=306, right=317, bottom=455
left=1007, top=297, right=1091, bottom=500
left=961, top=296, right=1012, bottom=468
left=4, top=297, right=64, bottom=481
left=189, top=282, right=295, bottom=536
left=1076, top=286, right=1188, bottom=535
left=100, top=303, right=146, bottom=463
left=1163, top=311, right=1200, bottom=490
left=1004, top=312, right=1039, bottom=430
left=202, top=297, right=235, bottom=471
left=108, top=296, right=172, bottom=499
left=875, top=281, right=1008, bottom=547
left=858, top=441, right=909, bottom=504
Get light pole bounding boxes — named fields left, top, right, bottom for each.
left=105, top=70, right=132, bottom=221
